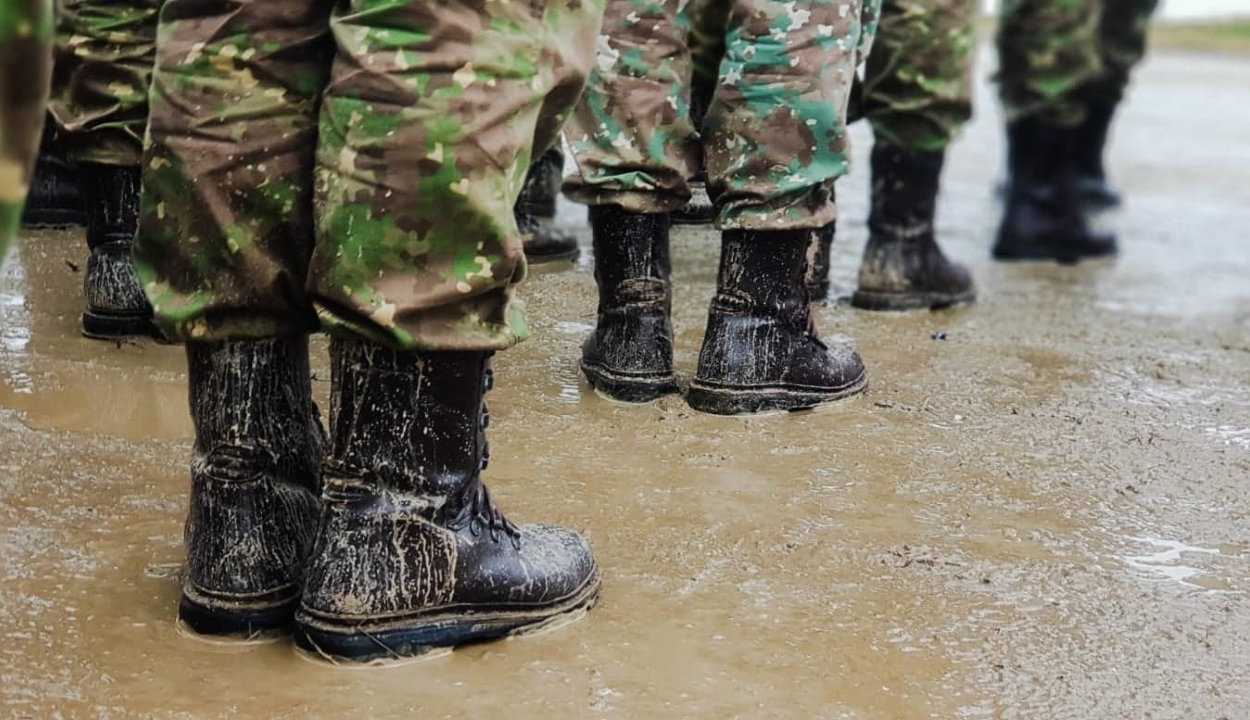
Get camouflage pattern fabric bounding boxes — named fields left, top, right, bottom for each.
left=1081, top=0, right=1159, bottom=104
left=997, top=0, right=1102, bottom=126
left=0, top=0, right=54, bottom=263
left=133, top=0, right=603, bottom=350
left=858, top=0, right=978, bottom=152
left=564, top=0, right=881, bottom=231
left=48, top=0, right=158, bottom=166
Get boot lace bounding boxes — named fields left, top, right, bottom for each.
left=445, top=476, right=522, bottom=548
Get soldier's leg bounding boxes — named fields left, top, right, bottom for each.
left=562, top=0, right=697, bottom=402
left=516, top=147, right=580, bottom=264
left=671, top=0, right=729, bottom=225
left=21, top=115, right=87, bottom=229
left=51, top=0, right=160, bottom=337
left=292, top=0, right=605, bottom=663
left=993, top=0, right=1115, bottom=263
left=1071, top=0, right=1160, bottom=208
left=835, top=0, right=976, bottom=310
left=134, top=0, right=333, bottom=639
left=686, top=0, right=877, bottom=415
left=0, top=0, right=55, bottom=264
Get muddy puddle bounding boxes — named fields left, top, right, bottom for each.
left=1, top=51, right=1248, bottom=718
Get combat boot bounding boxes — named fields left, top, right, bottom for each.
left=180, top=338, right=324, bottom=639
left=804, top=221, right=835, bottom=302
left=516, top=148, right=579, bottom=262
left=581, top=205, right=680, bottom=402
left=1073, top=101, right=1121, bottom=210
left=672, top=90, right=714, bottom=226
left=993, top=118, right=1117, bottom=263
left=79, top=163, right=156, bottom=338
left=852, top=145, right=975, bottom=311
left=687, top=229, right=867, bottom=415
left=295, top=340, right=601, bottom=663
left=21, top=119, right=86, bottom=229
left=672, top=171, right=715, bottom=226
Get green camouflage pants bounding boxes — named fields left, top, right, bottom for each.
left=1083, top=0, right=1159, bottom=105
left=858, top=0, right=977, bottom=152
left=998, top=0, right=1158, bottom=126
left=564, top=0, right=881, bottom=230
left=48, top=0, right=157, bottom=166
left=0, top=0, right=54, bottom=263
left=133, top=0, right=603, bottom=350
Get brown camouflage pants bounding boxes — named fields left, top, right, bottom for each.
left=49, top=0, right=158, bottom=166
left=133, top=0, right=602, bottom=350
left=563, top=0, right=880, bottom=230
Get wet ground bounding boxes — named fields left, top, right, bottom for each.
left=2, top=50, right=1249, bottom=719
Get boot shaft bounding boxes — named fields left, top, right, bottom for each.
left=327, top=338, right=488, bottom=503
left=589, top=205, right=672, bottom=309
left=715, top=228, right=810, bottom=314
left=516, top=148, right=565, bottom=219
left=79, top=162, right=141, bottom=250
left=868, top=145, right=944, bottom=242
left=1073, top=102, right=1116, bottom=180
left=187, top=338, right=323, bottom=487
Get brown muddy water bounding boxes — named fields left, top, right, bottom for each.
left=2, top=51, right=1249, bottom=719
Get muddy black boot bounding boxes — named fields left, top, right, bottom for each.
left=687, top=229, right=867, bottom=415
left=180, top=338, right=324, bottom=639
left=21, top=119, right=86, bottom=228
left=581, top=205, right=680, bottom=402
left=79, top=163, right=156, bottom=338
left=672, top=89, right=714, bottom=226
left=851, top=145, right=975, bottom=311
left=1073, top=101, right=1121, bottom=210
left=295, top=341, right=601, bottom=663
left=672, top=172, right=715, bottom=226
left=517, top=148, right=579, bottom=263
left=993, top=118, right=1117, bottom=263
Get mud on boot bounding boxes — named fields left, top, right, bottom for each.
left=79, top=163, right=157, bottom=339
left=294, top=341, right=600, bottom=663
left=180, top=338, right=324, bottom=639
left=687, top=229, right=867, bottom=415
left=851, top=145, right=974, bottom=311
left=517, top=148, right=579, bottom=263
left=993, top=119, right=1117, bottom=264
left=580, top=205, right=680, bottom=403
left=22, top=119, right=86, bottom=229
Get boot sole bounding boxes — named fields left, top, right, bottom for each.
left=21, top=208, right=87, bottom=229
left=686, top=370, right=868, bottom=416
left=670, top=214, right=714, bottom=227
left=850, top=288, right=977, bottom=312
left=81, top=310, right=161, bottom=341
left=991, top=245, right=1116, bottom=265
left=581, top=361, right=680, bottom=404
left=525, top=245, right=581, bottom=264
left=178, top=584, right=302, bottom=641
left=292, top=569, right=601, bottom=664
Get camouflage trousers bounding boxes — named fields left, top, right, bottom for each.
left=857, top=0, right=978, bottom=152
left=49, top=0, right=158, bottom=166
left=133, top=0, right=603, bottom=350
left=564, top=0, right=881, bottom=230
left=0, top=0, right=55, bottom=264
left=998, top=0, right=1159, bottom=126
